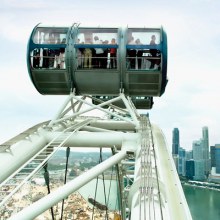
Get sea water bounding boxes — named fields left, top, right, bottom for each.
left=78, top=179, right=220, bottom=219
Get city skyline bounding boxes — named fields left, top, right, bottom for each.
left=172, top=126, right=218, bottom=153
left=174, top=125, right=220, bottom=183
left=1, top=0, right=220, bottom=152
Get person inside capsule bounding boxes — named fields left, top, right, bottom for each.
left=77, top=38, right=84, bottom=69
left=109, top=38, right=117, bottom=69
left=48, top=32, right=56, bottom=68
left=149, top=34, right=161, bottom=70
left=94, top=36, right=104, bottom=68
left=84, top=36, right=92, bottom=68
left=127, top=36, right=136, bottom=69
left=135, top=38, right=143, bottom=69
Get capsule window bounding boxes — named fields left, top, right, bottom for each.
left=126, top=29, right=161, bottom=70
left=31, top=27, right=68, bottom=69
left=33, top=27, right=68, bottom=44
left=30, top=47, right=66, bottom=69
left=75, top=28, right=118, bottom=69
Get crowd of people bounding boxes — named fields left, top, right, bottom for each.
left=77, top=36, right=117, bottom=69
left=32, top=34, right=66, bottom=69
left=127, top=34, right=161, bottom=70
left=32, top=34, right=161, bottom=71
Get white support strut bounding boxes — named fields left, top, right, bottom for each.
left=8, top=150, right=128, bottom=220
left=0, top=94, right=192, bottom=220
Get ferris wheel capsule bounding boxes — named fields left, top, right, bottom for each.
left=27, top=24, right=168, bottom=97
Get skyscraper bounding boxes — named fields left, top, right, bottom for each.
left=193, top=140, right=203, bottom=160
left=215, top=145, right=220, bottom=174
left=202, top=126, right=210, bottom=174
left=178, top=147, right=186, bottom=176
left=172, top=128, right=179, bottom=155
left=202, top=126, right=209, bottom=145
left=185, top=160, right=195, bottom=179
left=210, top=146, right=216, bottom=167
left=192, top=140, right=205, bottom=180
left=194, top=161, right=206, bottom=180
left=208, top=144, right=220, bottom=183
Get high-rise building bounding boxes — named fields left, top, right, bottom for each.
left=185, top=160, right=195, bottom=179
left=202, top=126, right=210, bottom=174
left=210, top=146, right=216, bottom=167
left=194, top=160, right=206, bottom=180
left=178, top=147, right=186, bottom=176
left=192, top=140, right=205, bottom=180
left=210, top=144, right=220, bottom=172
left=186, top=150, right=193, bottom=160
left=172, top=154, right=179, bottom=171
left=215, top=145, right=220, bottom=174
left=193, top=140, right=203, bottom=160
left=172, top=128, right=179, bottom=155
left=209, top=144, right=220, bottom=183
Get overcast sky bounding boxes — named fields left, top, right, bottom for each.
left=0, top=0, right=220, bottom=151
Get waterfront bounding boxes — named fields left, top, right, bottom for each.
left=2, top=175, right=220, bottom=219
left=79, top=180, right=220, bottom=220
left=183, top=185, right=220, bottom=220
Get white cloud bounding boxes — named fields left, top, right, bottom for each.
left=1, top=0, right=220, bottom=151
left=1, top=0, right=48, bottom=9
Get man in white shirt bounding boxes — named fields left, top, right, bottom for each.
left=94, top=36, right=104, bottom=68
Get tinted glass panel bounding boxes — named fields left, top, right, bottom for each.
left=77, top=28, right=118, bottom=44
left=33, top=27, right=68, bottom=44
left=126, top=29, right=161, bottom=70
left=30, top=48, right=66, bottom=69
left=127, top=29, right=160, bottom=44
left=76, top=28, right=118, bottom=69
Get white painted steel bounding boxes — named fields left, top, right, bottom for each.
left=88, top=120, right=136, bottom=131
left=128, top=118, right=167, bottom=220
left=0, top=94, right=192, bottom=220
left=0, top=127, right=137, bottom=184
left=0, top=128, right=87, bottom=207
left=0, top=133, right=47, bottom=183
left=48, top=93, right=74, bottom=126
left=127, top=119, right=192, bottom=220
left=72, top=95, right=138, bottom=126
left=152, top=124, right=192, bottom=220
left=82, top=125, right=116, bottom=132
left=50, top=95, right=131, bottom=126
left=120, top=93, right=139, bottom=126
left=8, top=150, right=128, bottom=220
left=44, top=131, right=139, bottom=148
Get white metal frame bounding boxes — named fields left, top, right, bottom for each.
left=0, top=93, right=192, bottom=220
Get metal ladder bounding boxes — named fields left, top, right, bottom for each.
left=0, top=118, right=94, bottom=208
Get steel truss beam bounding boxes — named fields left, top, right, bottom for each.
left=0, top=93, right=192, bottom=220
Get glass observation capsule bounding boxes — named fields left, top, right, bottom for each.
left=27, top=24, right=168, bottom=109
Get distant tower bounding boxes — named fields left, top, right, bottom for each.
left=202, top=126, right=210, bottom=175
left=172, top=128, right=179, bottom=155
left=193, top=140, right=203, bottom=160
left=192, top=140, right=205, bottom=180
left=215, top=145, right=220, bottom=174
left=185, top=160, right=195, bottom=180
left=178, top=147, right=186, bottom=176
left=208, top=144, right=220, bottom=182
left=210, top=146, right=216, bottom=168
left=202, top=126, right=209, bottom=158
left=186, top=150, right=193, bottom=160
